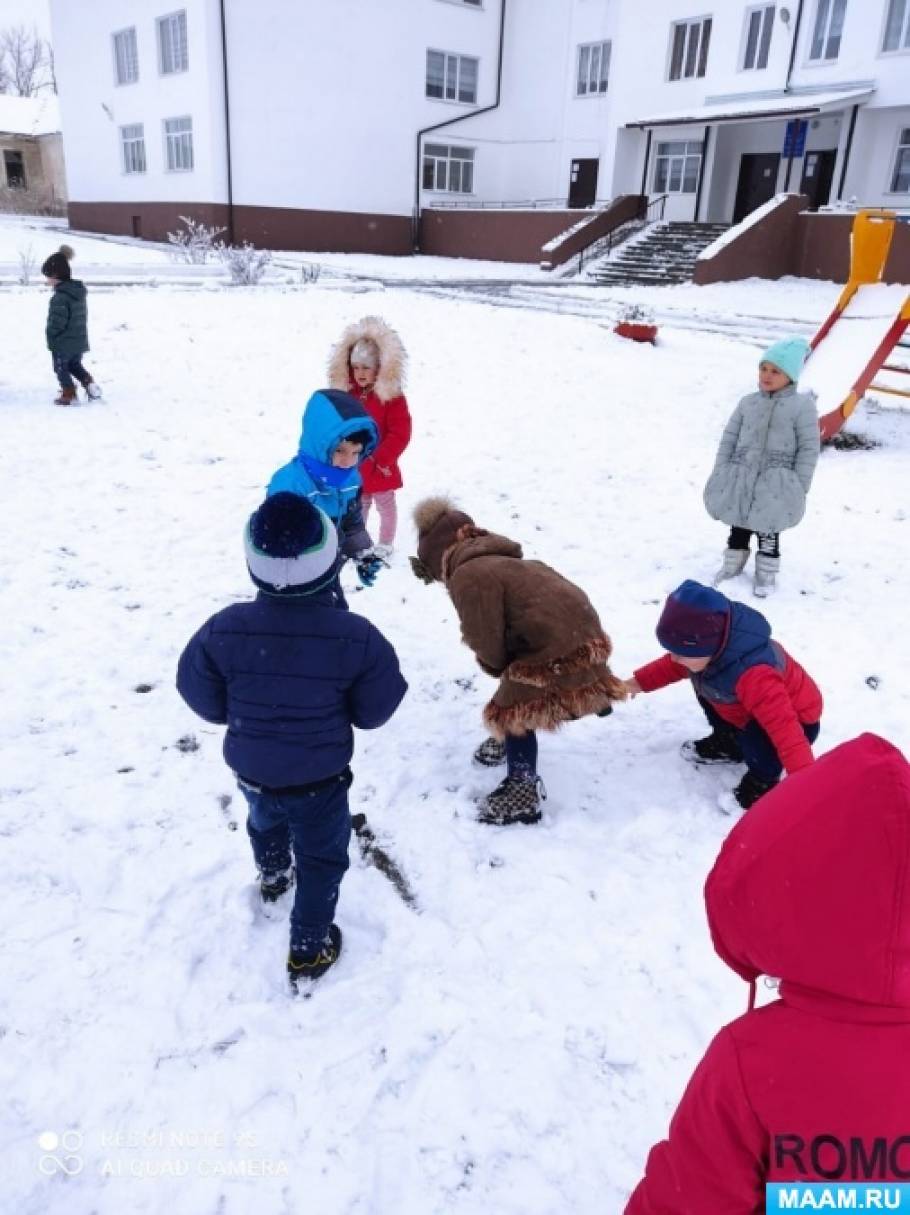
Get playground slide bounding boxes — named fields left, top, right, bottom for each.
left=799, top=282, right=910, bottom=419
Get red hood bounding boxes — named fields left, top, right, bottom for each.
left=705, top=734, right=910, bottom=1021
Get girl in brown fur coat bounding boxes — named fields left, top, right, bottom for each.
left=328, top=316, right=412, bottom=558
left=412, top=496, right=626, bottom=825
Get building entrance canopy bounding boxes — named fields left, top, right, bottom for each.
left=625, top=86, right=873, bottom=129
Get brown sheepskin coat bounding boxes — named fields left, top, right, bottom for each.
left=415, top=499, right=625, bottom=736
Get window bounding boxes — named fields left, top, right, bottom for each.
left=890, top=128, right=910, bottom=192
left=576, top=41, right=611, bottom=95
left=742, top=5, right=775, bottom=69
left=808, top=0, right=846, bottom=60
left=668, top=17, right=712, bottom=79
left=164, top=116, right=194, bottom=171
left=113, top=27, right=138, bottom=85
left=158, top=10, right=188, bottom=74
left=426, top=50, right=478, bottom=103
left=654, top=140, right=702, bottom=193
left=120, top=124, right=146, bottom=174
left=422, top=143, right=475, bottom=192
left=882, top=0, right=910, bottom=51
left=4, top=150, right=26, bottom=188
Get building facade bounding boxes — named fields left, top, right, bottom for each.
left=0, top=94, right=66, bottom=213
left=49, top=0, right=910, bottom=252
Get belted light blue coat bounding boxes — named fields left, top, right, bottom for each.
left=704, top=385, right=820, bottom=534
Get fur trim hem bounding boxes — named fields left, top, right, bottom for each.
left=482, top=676, right=627, bottom=738
left=508, top=637, right=614, bottom=687
left=327, top=315, right=407, bottom=401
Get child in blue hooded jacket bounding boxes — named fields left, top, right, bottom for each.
left=268, top=388, right=386, bottom=588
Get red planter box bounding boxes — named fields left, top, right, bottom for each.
left=614, top=321, right=658, bottom=344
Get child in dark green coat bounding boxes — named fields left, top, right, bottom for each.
left=42, top=246, right=102, bottom=406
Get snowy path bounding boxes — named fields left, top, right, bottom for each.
left=1, top=278, right=908, bottom=1214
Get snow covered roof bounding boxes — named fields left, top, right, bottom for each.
left=0, top=92, right=60, bottom=137
left=625, top=86, right=873, bottom=129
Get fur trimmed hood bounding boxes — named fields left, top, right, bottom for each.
left=327, top=315, right=407, bottom=402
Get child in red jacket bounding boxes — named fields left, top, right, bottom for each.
left=623, top=580, right=822, bottom=812
left=625, top=733, right=910, bottom=1212
left=328, top=316, right=412, bottom=559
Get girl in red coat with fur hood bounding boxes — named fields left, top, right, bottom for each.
left=626, top=732, right=910, bottom=1213
left=328, top=316, right=412, bottom=558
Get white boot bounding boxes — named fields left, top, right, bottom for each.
left=713, top=547, right=749, bottom=587
left=753, top=553, right=779, bottom=598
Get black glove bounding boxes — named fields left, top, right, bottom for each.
left=355, top=550, right=388, bottom=588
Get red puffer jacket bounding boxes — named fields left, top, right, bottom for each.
left=634, top=645, right=822, bottom=774
left=348, top=387, right=412, bottom=493
left=625, top=734, right=910, bottom=1213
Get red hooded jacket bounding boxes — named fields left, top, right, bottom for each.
left=348, top=386, right=412, bottom=494
left=625, top=733, right=910, bottom=1213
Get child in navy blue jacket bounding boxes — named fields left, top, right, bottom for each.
left=176, top=493, right=407, bottom=988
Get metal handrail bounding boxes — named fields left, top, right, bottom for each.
left=429, top=196, right=614, bottom=211
left=575, top=195, right=668, bottom=272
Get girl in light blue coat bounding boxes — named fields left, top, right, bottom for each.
left=704, top=338, right=819, bottom=597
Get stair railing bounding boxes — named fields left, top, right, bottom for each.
left=576, top=194, right=669, bottom=273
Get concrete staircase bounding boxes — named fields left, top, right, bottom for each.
left=590, top=221, right=729, bottom=286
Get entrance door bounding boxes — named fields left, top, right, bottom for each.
left=568, top=158, right=599, bottom=208
left=800, top=149, right=837, bottom=210
left=732, top=153, right=780, bottom=223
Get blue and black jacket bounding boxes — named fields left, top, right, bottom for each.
left=267, top=390, right=379, bottom=557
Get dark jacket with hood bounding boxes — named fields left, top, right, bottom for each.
left=46, top=279, right=89, bottom=356
left=414, top=496, right=626, bottom=736
left=626, top=734, right=910, bottom=1212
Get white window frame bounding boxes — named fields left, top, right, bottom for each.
left=425, top=50, right=479, bottom=104
left=807, top=0, right=847, bottom=62
left=422, top=143, right=475, bottom=193
left=887, top=127, right=910, bottom=193
left=667, top=16, right=713, bottom=81
left=576, top=40, right=611, bottom=96
left=436, top=0, right=483, bottom=6
left=740, top=5, right=775, bottom=70
left=157, top=9, right=188, bottom=75
left=120, top=123, right=146, bottom=175
left=164, top=115, right=194, bottom=172
left=112, top=26, right=139, bottom=86
left=881, top=0, right=910, bottom=53
left=653, top=140, right=703, bottom=194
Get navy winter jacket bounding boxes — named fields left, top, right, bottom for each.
left=46, top=279, right=89, bottom=355
left=176, top=589, right=407, bottom=787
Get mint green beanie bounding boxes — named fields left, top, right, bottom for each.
left=760, top=337, right=810, bottom=384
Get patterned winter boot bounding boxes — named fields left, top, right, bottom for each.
left=472, top=736, right=506, bottom=768
left=259, top=864, right=295, bottom=904
left=713, top=547, right=749, bottom=587
left=53, top=386, right=77, bottom=406
left=477, top=775, right=545, bottom=826
left=753, top=553, right=780, bottom=598
left=680, top=731, right=743, bottom=765
left=287, top=924, right=343, bottom=988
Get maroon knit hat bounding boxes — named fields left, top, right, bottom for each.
left=656, top=580, right=730, bottom=657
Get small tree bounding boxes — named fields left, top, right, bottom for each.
left=220, top=242, right=272, bottom=286
left=166, top=215, right=227, bottom=263
left=17, top=244, right=36, bottom=284
left=0, top=25, right=51, bottom=97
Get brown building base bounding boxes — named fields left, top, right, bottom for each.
left=67, top=200, right=414, bottom=255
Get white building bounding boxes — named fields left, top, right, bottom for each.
left=49, top=0, right=910, bottom=251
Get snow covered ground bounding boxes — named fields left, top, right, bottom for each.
left=2, top=225, right=909, bottom=1215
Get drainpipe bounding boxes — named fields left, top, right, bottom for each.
left=413, top=0, right=507, bottom=252
left=836, top=103, right=859, bottom=200
left=218, top=0, right=235, bottom=244
left=694, top=125, right=711, bottom=221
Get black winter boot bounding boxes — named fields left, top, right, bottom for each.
left=259, top=864, right=295, bottom=903
left=732, top=771, right=777, bottom=810
left=477, top=776, right=545, bottom=825
left=680, top=731, right=743, bottom=765
left=288, top=924, right=343, bottom=988
left=472, top=736, right=506, bottom=768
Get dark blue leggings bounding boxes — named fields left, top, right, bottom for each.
left=698, top=696, right=820, bottom=783
left=505, top=732, right=538, bottom=780
left=52, top=352, right=90, bottom=391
